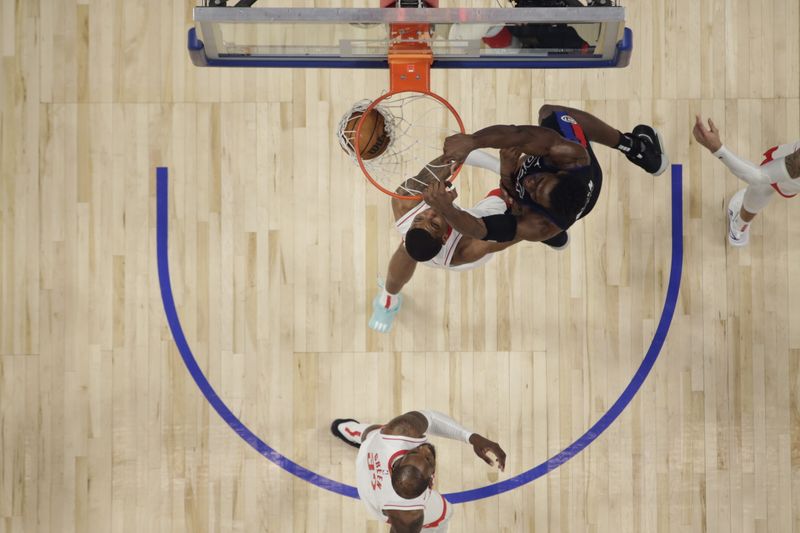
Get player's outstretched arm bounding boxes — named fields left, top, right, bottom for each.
left=383, top=410, right=507, bottom=471
left=444, top=126, right=588, bottom=166
left=467, top=433, right=507, bottom=472
left=385, top=509, right=425, bottom=533
left=692, top=115, right=723, bottom=153
left=422, top=181, right=490, bottom=240
left=422, top=181, right=519, bottom=243
left=417, top=410, right=507, bottom=471
left=692, top=115, right=796, bottom=186
left=423, top=180, right=561, bottom=243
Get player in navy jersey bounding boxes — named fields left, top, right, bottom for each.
left=431, top=105, right=670, bottom=249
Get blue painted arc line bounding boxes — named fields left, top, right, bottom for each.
left=156, top=164, right=684, bottom=504
left=446, top=164, right=683, bottom=502
left=156, top=167, right=359, bottom=499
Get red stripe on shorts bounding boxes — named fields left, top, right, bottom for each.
left=572, top=123, right=589, bottom=147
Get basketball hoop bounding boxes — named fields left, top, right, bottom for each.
left=337, top=12, right=466, bottom=200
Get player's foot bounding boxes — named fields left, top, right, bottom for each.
left=368, top=291, right=402, bottom=333
left=624, top=124, right=669, bottom=176
left=727, top=188, right=750, bottom=247
left=330, top=419, right=364, bottom=449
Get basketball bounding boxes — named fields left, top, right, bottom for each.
left=342, top=109, right=391, bottom=160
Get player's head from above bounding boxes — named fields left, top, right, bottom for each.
left=404, top=210, right=449, bottom=262
left=516, top=170, right=592, bottom=221
left=391, top=443, right=437, bottom=499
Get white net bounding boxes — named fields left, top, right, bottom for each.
left=336, top=92, right=464, bottom=197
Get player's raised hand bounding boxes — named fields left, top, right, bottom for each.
left=500, top=147, right=523, bottom=178
left=692, top=115, right=723, bottom=153
left=443, top=133, right=477, bottom=165
left=468, top=434, right=507, bottom=472
left=423, top=180, right=458, bottom=211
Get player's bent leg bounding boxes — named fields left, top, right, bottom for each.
left=370, top=245, right=416, bottom=333
left=538, top=104, right=622, bottom=148
left=727, top=188, right=750, bottom=247
left=538, top=105, right=669, bottom=176
left=727, top=183, right=774, bottom=247
left=742, top=182, right=774, bottom=216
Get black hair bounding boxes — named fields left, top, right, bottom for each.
left=404, top=228, right=443, bottom=262
left=548, top=173, right=592, bottom=221
left=391, top=464, right=429, bottom=499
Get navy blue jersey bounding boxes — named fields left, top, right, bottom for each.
left=514, top=111, right=603, bottom=230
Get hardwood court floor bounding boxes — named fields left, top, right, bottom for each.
left=1, top=0, right=799, bottom=532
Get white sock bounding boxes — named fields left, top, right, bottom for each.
left=464, top=149, right=502, bottom=176
left=730, top=211, right=749, bottom=233
left=379, top=287, right=400, bottom=309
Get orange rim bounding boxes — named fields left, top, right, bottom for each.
left=354, top=90, right=466, bottom=201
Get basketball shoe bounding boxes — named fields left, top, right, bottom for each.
left=330, top=419, right=364, bottom=449
left=727, top=188, right=750, bottom=247
left=623, top=124, right=670, bottom=176
left=368, top=281, right=403, bottom=333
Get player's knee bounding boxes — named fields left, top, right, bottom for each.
left=538, top=105, right=555, bottom=123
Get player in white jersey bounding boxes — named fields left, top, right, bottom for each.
left=693, top=115, right=800, bottom=246
left=369, top=152, right=524, bottom=333
left=330, top=411, right=506, bottom=533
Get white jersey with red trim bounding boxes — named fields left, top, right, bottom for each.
left=762, top=140, right=800, bottom=197
left=394, top=190, right=508, bottom=272
left=356, top=430, right=451, bottom=529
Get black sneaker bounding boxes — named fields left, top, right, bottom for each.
left=330, top=418, right=363, bottom=449
left=625, top=124, right=669, bottom=176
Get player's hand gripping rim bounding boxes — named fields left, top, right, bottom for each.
left=443, top=133, right=477, bottom=165
left=422, top=180, right=458, bottom=212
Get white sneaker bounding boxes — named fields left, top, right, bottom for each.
left=727, top=188, right=750, bottom=247
left=330, top=418, right=364, bottom=448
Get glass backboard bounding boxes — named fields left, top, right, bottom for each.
left=188, top=6, right=632, bottom=68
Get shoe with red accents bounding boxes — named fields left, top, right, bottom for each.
left=330, top=418, right=364, bottom=448
left=368, top=291, right=403, bottom=333
left=727, top=188, right=750, bottom=247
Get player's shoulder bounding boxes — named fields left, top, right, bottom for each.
left=381, top=411, right=428, bottom=438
